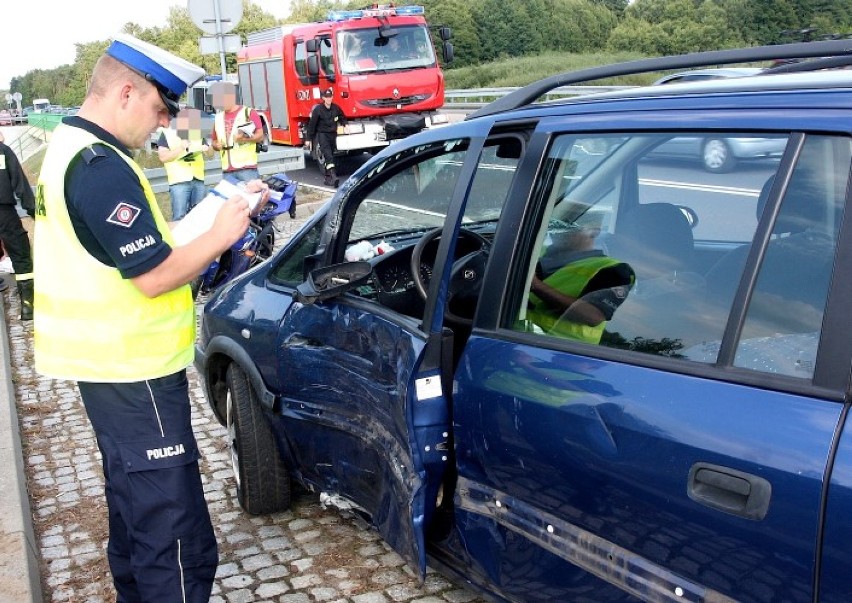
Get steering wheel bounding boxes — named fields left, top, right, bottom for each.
left=410, top=227, right=491, bottom=325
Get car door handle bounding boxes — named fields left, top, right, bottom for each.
left=687, top=462, right=772, bottom=520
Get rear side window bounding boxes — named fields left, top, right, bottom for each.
left=509, top=132, right=848, bottom=379
left=731, top=136, right=848, bottom=375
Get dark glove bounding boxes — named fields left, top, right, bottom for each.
left=26, top=207, right=35, bottom=218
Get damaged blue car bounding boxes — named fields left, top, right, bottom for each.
left=196, top=40, right=852, bottom=602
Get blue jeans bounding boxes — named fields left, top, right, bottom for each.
left=170, top=179, right=208, bottom=220
left=224, top=168, right=260, bottom=183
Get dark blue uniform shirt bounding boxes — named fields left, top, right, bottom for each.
left=63, top=116, right=172, bottom=278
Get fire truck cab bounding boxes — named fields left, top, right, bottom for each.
left=236, top=4, right=453, bottom=155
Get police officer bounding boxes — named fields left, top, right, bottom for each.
left=527, top=219, right=635, bottom=343
left=305, top=88, right=347, bottom=187
left=33, top=34, right=262, bottom=602
left=0, top=131, right=34, bottom=319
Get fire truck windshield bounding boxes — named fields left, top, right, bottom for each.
left=338, top=26, right=435, bottom=74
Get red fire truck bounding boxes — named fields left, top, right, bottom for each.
left=236, top=4, right=453, bottom=156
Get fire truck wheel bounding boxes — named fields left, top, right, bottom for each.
left=311, top=137, right=327, bottom=175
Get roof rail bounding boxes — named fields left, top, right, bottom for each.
left=467, top=39, right=852, bottom=120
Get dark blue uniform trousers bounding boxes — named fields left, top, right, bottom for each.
left=78, top=370, right=218, bottom=602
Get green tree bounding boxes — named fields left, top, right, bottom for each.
left=421, top=0, right=482, bottom=67
left=538, top=0, right=618, bottom=53
left=473, top=0, right=538, bottom=61
left=609, top=0, right=743, bottom=54
left=286, top=0, right=348, bottom=23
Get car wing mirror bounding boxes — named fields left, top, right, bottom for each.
left=294, top=261, right=372, bottom=305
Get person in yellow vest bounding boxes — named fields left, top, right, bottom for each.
left=528, top=218, right=635, bottom=343
left=156, top=107, right=209, bottom=220
left=210, top=81, right=264, bottom=182
left=32, top=34, right=267, bottom=602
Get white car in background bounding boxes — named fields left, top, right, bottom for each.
left=650, top=67, right=786, bottom=172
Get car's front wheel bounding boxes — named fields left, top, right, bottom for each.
left=225, top=364, right=291, bottom=515
left=702, top=138, right=736, bottom=172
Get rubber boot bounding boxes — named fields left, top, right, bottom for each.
left=330, top=168, right=340, bottom=189
left=17, top=279, right=33, bottom=321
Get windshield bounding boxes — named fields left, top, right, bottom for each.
left=337, top=25, right=435, bottom=75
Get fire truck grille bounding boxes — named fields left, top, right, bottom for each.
left=362, top=94, right=432, bottom=108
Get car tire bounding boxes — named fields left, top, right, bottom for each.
left=311, top=136, right=327, bottom=175
left=225, top=364, right=291, bottom=515
left=702, top=138, right=736, bottom=172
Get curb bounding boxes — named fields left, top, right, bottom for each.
left=0, top=276, right=42, bottom=603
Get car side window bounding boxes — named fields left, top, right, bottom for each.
left=348, top=141, right=469, bottom=244
left=510, top=132, right=849, bottom=379
left=267, top=220, right=323, bottom=286
left=729, top=136, right=849, bottom=377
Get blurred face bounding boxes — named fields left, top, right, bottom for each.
left=176, top=108, right=202, bottom=138
left=211, top=83, right=238, bottom=111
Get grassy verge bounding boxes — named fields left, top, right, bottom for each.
left=444, top=50, right=659, bottom=89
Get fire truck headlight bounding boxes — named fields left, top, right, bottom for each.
left=345, top=123, right=365, bottom=135
left=430, top=114, right=449, bottom=125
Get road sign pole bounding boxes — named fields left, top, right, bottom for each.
left=212, top=0, right=227, bottom=78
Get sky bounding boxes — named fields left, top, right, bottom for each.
left=1, top=0, right=292, bottom=90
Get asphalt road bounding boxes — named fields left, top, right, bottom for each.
left=290, top=150, right=373, bottom=187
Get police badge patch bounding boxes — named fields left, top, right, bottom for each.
left=107, top=202, right=142, bottom=228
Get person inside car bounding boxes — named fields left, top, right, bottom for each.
left=527, top=218, right=635, bottom=343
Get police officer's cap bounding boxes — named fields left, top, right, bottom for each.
left=322, top=88, right=334, bottom=98
left=106, top=34, right=205, bottom=118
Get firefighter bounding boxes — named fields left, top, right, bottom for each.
left=0, top=131, right=34, bottom=320
left=305, top=88, right=347, bottom=187
left=33, top=34, right=261, bottom=602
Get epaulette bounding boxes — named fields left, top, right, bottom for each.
left=80, top=145, right=108, bottom=165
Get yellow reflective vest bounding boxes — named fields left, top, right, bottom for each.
left=527, top=255, right=622, bottom=343
left=159, top=127, right=206, bottom=184
left=214, top=106, right=258, bottom=171
left=33, top=123, right=195, bottom=382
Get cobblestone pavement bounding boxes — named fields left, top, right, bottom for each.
left=4, top=201, right=487, bottom=603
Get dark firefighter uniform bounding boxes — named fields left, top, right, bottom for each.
left=33, top=35, right=217, bottom=603
left=306, top=88, right=347, bottom=186
left=0, top=137, right=34, bottom=319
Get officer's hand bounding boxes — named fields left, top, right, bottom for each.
left=26, top=208, right=35, bottom=218
left=212, top=197, right=250, bottom=249
left=304, top=141, right=311, bottom=150
left=243, top=180, right=271, bottom=215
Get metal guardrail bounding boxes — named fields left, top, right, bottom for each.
left=143, top=147, right=306, bottom=193
left=442, top=85, right=635, bottom=109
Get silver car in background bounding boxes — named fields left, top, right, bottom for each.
left=650, top=67, right=786, bottom=172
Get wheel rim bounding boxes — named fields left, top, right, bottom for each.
left=703, top=139, right=728, bottom=170
left=226, top=390, right=241, bottom=490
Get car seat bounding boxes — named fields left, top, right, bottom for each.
left=705, top=174, right=833, bottom=303
left=704, top=172, right=836, bottom=335
left=607, top=202, right=695, bottom=280
left=600, top=203, right=709, bottom=351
